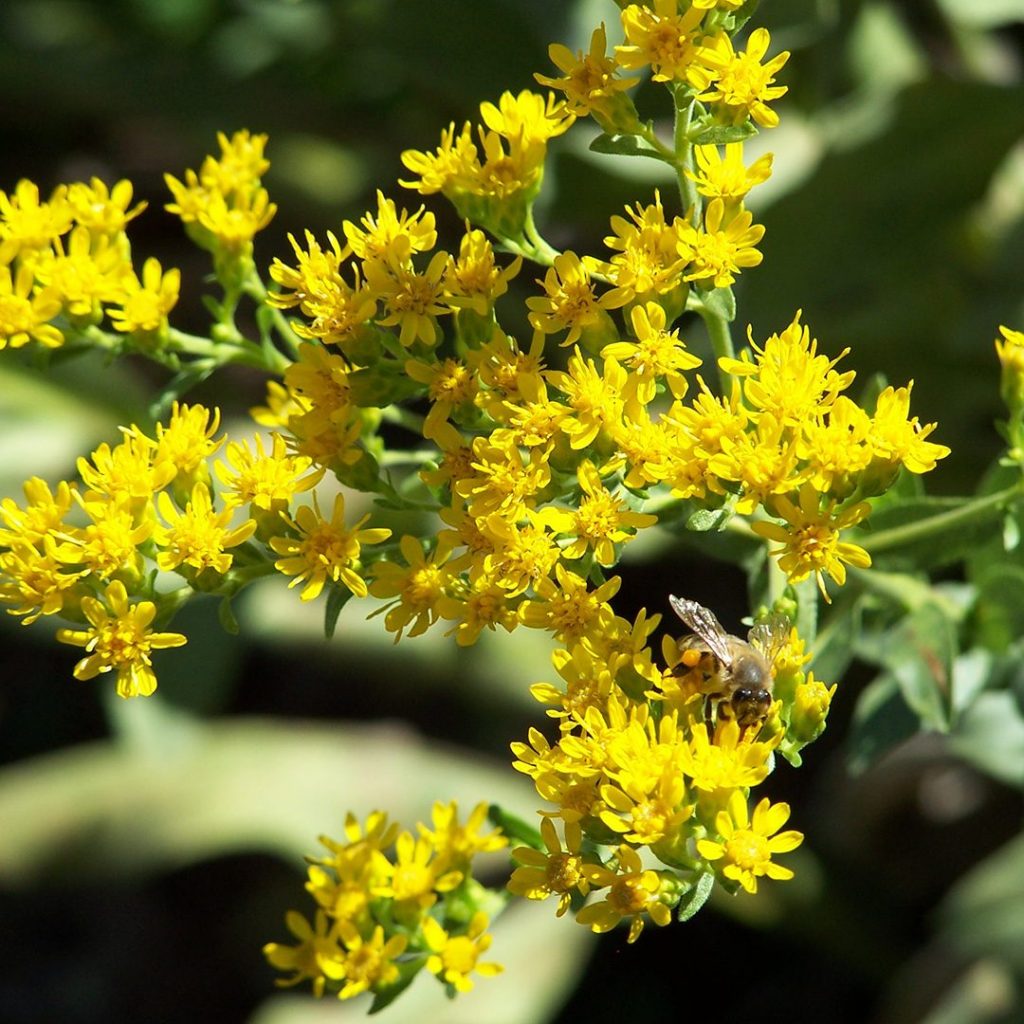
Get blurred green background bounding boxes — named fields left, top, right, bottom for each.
left=2, top=1, right=1024, bottom=1022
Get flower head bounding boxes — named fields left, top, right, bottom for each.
left=56, top=580, right=187, bottom=698
left=697, top=791, right=803, bottom=893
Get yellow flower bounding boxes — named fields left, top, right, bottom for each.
left=417, top=801, right=508, bottom=869
left=77, top=432, right=177, bottom=509
left=707, top=412, right=804, bottom=514
left=577, top=844, right=673, bottom=943
left=334, top=921, right=407, bottom=1000
left=602, top=301, right=701, bottom=405
left=616, top=1, right=706, bottom=84
left=0, top=179, right=73, bottom=260
left=67, top=177, right=147, bottom=236
left=0, top=476, right=75, bottom=548
left=368, top=534, right=453, bottom=640
left=720, top=313, right=856, bottom=428
left=151, top=402, right=226, bottom=486
left=797, top=395, right=874, bottom=498
left=442, top=225, right=522, bottom=316
left=405, top=355, right=478, bottom=440
left=454, top=435, right=552, bottom=521
left=422, top=912, right=503, bottom=993
left=535, top=23, right=640, bottom=129
left=480, top=511, right=561, bottom=596
left=154, top=483, right=256, bottom=576
left=598, top=192, right=687, bottom=304
left=108, top=256, right=180, bottom=335
left=363, top=250, right=450, bottom=348
left=678, top=197, right=765, bottom=289
left=996, top=324, right=1024, bottom=410
left=529, top=641, right=616, bottom=726
left=541, top=460, right=657, bottom=566
left=478, top=88, right=575, bottom=152
left=270, top=492, right=390, bottom=601
left=752, top=483, right=872, bottom=597
left=696, top=791, right=803, bottom=893
left=32, top=225, right=130, bottom=320
left=600, top=766, right=691, bottom=846
left=789, top=673, right=837, bottom=745
left=56, top=580, right=187, bottom=698
left=517, top=565, right=620, bottom=643
left=262, top=909, right=345, bottom=998
left=56, top=495, right=151, bottom=582
left=526, top=250, right=627, bottom=347
left=399, top=121, right=480, bottom=198
left=468, top=328, right=547, bottom=418
left=214, top=432, right=323, bottom=513
left=679, top=719, right=775, bottom=793
left=870, top=383, right=950, bottom=475
left=436, top=571, right=517, bottom=646
left=196, top=185, right=276, bottom=253
left=201, top=130, right=270, bottom=196
left=0, top=263, right=63, bottom=350
left=343, top=190, right=436, bottom=263
left=509, top=817, right=588, bottom=915
left=546, top=351, right=628, bottom=450
left=687, top=143, right=774, bottom=204
left=0, top=540, right=86, bottom=624
left=693, top=28, right=790, bottom=129
left=370, top=830, right=463, bottom=910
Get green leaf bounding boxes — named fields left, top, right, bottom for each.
left=369, top=958, right=427, bottom=1015
left=0, top=720, right=542, bottom=885
left=676, top=871, right=716, bottom=922
left=148, top=364, right=217, bottom=423
left=882, top=599, right=957, bottom=732
left=489, top=804, right=543, bottom=852
left=935, top=0, right=1024, bottom=27
left=689, top=122, right=758, bottom=146
left=940, top=829, right=1024, bottom=969
left=685, top=505, right=733, bottom=532
left=323, top=584, right=353, bottom=640
left=587, top=132, right=673, bottom=163
left=348, top=365, right=423, bottom=407
left=949, top=691, right=1024, bottom=789
left=863, top=495, right=993, bottom=571
left=846, top=672, right=920, bottom=775
left=971, top=564, right=1024, bottom=652
left=700, top=285, right=736, bottom=323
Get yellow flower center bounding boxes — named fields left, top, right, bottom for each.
left=547, top=852, right=584, bottom=892
left=725, top=828, right=770, bottom=870
left=0, top=293, right=34, bottom=333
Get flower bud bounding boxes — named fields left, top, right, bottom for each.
left=788, top=673, right=837, bottom=745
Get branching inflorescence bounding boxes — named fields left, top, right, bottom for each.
left=0, top=0, right=977, bottom=1011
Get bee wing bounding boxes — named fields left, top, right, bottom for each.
left=748, top=614, right=792, bottom=667
left=669, top=595, right=734, bottom=665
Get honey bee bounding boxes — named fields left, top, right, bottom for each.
left=669, top=595, right=790, bottom=728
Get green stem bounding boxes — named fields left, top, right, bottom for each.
left=380, top=405, right=427, bottom=435
left=860, top=485, right=1020, bottom=555
left=521, top=206, right=562, bottom=266
left=694, top=302, right=735, bottom=391
left=672, top=86, right=699, bottom=216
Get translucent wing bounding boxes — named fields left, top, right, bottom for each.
left=747, top=614, right=791, bottom=668
left=669, top=595, right=733, bottom=665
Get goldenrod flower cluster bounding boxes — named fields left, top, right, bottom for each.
left=0, top=0, right=961, bottom=1002
left=508, top=615, right=835, bottom=940
left=263, top=803, right=507, bottom=1003
left=0, top=401, right=389, bottom=697
left=0, top=173, right=170, bottom=349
